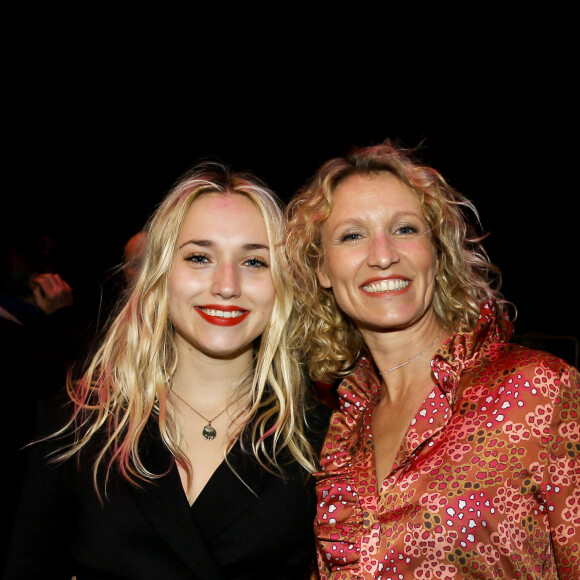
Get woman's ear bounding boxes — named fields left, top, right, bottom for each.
left=317, top=259, right=332, bottom=289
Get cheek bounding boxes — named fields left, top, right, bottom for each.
left=167, top=269, right=199, bottom=311
left=251, top=284, right=276, bottom=336
left=247, top=277, right=276, bottom=311
left=260, top=284, right=277, bottom=313
left=166, top=281, right=184, bottom=323
left=166, top=272, right=179, bottom=309
left=420, top=247, right=439, bottom=298
left=411, top=241, right=438, bottom=276
left=429, top=247, right=439, bottom=279
left=324, top=249, right=355, bottom=283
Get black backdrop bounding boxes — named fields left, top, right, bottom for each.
left=5, top=75, right=578, bottom=367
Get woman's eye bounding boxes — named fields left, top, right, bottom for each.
left=339, top=232, right=362, bottom=242
left=395, top=225, right=418, bottom=235
left=244, top=257, right=269, bottom=268
left=186, top=253, right=210, bottom=264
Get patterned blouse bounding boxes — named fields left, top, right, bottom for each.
left=315, top=302, right=580, bottom=579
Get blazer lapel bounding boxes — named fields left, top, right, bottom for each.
left=189, top=438, right=268, bottom=540
left=129, top=426, right=226, bottom=580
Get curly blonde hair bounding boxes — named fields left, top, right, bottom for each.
left=285, top=140, right=507, bottom=383
left=53, top=161, right=316, bottom=494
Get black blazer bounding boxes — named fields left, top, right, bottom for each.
left=4, top=399, right=331, bottom=580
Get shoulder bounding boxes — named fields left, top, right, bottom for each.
left=495, top=342, right=578, bottom=381
left=468, top=341, right=580, bottom=408
left=29, top=388, right=74, bottom=440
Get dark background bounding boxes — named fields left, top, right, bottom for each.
left=4, top=31, right=578, bottom=368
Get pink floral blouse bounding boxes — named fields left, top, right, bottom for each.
left=315, top=302, right=580, bottom=579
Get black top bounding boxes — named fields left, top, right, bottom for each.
left=4, top=396, right=331, bottom=579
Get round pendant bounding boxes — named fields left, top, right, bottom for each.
left=202, top=425, right=217, bottom=440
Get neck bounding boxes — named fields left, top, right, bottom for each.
left=364, top=319, right=448, bottom=399
left=379, top=326, right=445, bottom=376
left=171, top=350, right=253, bottom=404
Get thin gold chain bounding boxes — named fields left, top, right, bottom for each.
left=172, top=390, right=246, bottom=425
left=379, top=327, right=445, bottom=376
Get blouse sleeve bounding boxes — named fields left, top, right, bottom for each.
left=543, top=361, right=580, bottom=580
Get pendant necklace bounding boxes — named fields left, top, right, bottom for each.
left=379, top=327, right=446, bottom=376
left=172, top=390, right=247, bottom=440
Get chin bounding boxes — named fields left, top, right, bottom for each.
left=358, top=311, right=427, bottom=333
left=201, top=343, right=254, bottom=360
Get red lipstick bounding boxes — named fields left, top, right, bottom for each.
left=196, top=304, right=250, bottom=326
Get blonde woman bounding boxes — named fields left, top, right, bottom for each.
left=286, top=141, right=579, bottom=579
left=6, top=161, right=330, bottom=580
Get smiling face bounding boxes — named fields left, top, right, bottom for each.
left=318, top=172, right=439, bottom=336
left=168, top=192, right=276, bottom=363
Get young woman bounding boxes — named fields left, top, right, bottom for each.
left=5, top=161, right=329, bottom=579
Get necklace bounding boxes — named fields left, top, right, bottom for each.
left=379, top=327, right=446, bottom=376
left=172, top=390, right=247, bottom=440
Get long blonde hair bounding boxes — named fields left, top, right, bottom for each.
left=285, top=140, right=508, bottom=383
left=53, top=161, right=316, bottom=493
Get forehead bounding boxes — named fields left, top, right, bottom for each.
left=179, top=192, right=267, bottom=239
left=329, top=172, right=422, bottom=217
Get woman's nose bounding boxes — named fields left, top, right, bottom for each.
left=367, top=233, right=400, bottom=269
left=211, top=262, right=241, bottom=299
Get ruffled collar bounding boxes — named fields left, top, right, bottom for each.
left=335, top=300, right=512, bottom=408
left=432, top=300, right=512, bottom=394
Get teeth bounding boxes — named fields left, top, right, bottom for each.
left=363, top=279, right=410, bottom=293
left=200, top=308, right=245, bottom=318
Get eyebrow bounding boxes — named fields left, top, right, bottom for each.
left=178, top=239, right=270, bottom=251
left=329, top=210, right=424, bottom=229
